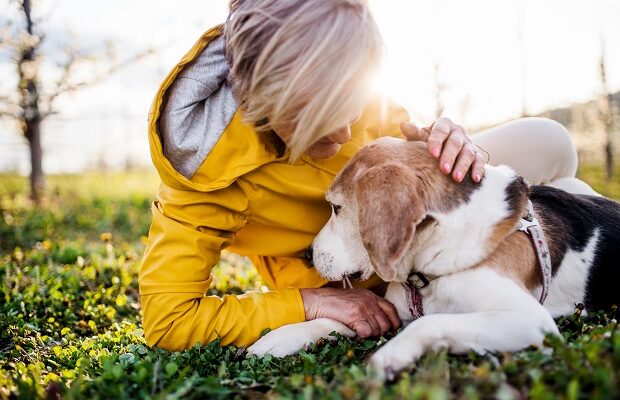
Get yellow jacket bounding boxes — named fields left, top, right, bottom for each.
left=139, top=25, right=409, bottom=350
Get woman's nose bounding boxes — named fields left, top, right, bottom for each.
left=328, top=126, right=351, bottom=145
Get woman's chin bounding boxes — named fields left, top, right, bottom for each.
left=305, top=143, right=341, bottom=159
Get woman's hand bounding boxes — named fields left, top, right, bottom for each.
left=400, top=117, right=485, bottom=183
left=300, top=288, right=400, bottom=338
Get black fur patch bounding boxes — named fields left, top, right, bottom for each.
left=531, top=186, right=620, bottom=312
left=504, top=176, right=529, bottom=215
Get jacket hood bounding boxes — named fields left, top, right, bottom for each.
left=148, top=25, right=410, bottom=192
left=148, top=25, right=279, bottom=192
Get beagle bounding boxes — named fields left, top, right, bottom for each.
left=248, top=137, right=620, bottom=380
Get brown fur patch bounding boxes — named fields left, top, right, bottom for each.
left=485, top=216, right=520, bottom=259
left=482, top=231, right=540, bottom=291
left=329, top=139, right=477, bottom=217
left=484, top=176, right=530, bottom=254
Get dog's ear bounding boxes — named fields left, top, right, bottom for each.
left=354, top=163, right=426, bottom=281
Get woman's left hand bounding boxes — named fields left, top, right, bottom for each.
left=400, top=117, right=485, bottom=183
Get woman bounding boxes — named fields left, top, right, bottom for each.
left=139, top=0, right=595, bottom=351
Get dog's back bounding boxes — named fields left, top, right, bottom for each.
left=531, top=186, right=620, bottom=313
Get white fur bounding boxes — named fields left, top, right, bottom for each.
left=247, top=318, right=354, bottom=357
left=411, top=165, right=517, bottom=278
left=541, top=229, right=600, bottom=317
left=312, top=198, right=375, bottom=281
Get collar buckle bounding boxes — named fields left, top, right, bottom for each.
left=408, top=272, right=430, bottom=289
left=518, top=200, right=539, bottom=232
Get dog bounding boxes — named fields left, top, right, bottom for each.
left=248, top=137, right=620, bottom=379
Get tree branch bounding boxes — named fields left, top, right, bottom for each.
left=21, top=0, right=34, bottom=35
left=42, top=46, right=155, bottom=118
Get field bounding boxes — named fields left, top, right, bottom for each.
left=1, top=167, right=619, bottom=399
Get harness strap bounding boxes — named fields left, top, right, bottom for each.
left=518, top=200, right=552, bottom=304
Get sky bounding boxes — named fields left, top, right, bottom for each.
left=0, top=0, right=618, bottom=173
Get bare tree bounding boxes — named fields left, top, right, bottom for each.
left=0, top=0, right=153, bottom=203
left=598, top=36, right=614, bottom=180
left=17, top=0, right=44, bottom=201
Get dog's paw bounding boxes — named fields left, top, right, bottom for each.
left=247, top=325, right=310, bottom=358
left=367, top=338, right=424, bottom=381
left=247, top=319, right=354, bottom=358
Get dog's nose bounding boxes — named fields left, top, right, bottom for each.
left=304, top=246, right=314, bottom=262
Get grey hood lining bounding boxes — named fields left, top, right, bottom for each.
left=158, top=34, right=238, bottom=179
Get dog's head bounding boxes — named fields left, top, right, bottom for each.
left=311, top=137, right=528, bottom=283
left=312, top=138, right=437, bottom=282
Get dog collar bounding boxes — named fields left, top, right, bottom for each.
left=402, top=272, right=435, bottom=320
left=342, top=271, right=430, bottom=321
left=518, top=200, right=552, bottom=304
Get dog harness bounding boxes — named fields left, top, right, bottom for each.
left=517, top=200, right=552, bottom=304
left=402, top=200, right=553, bottom=320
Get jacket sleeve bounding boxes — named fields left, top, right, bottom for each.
left=139, top=182, right=306, bottom=350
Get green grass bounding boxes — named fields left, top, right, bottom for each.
left=1, top=167, right=619, bottom=399
left=577, top=164, right=620, bottom=199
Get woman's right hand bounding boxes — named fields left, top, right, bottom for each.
left=299, top=288, right=401, bottom=338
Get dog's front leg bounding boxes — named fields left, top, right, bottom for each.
left=247, top=318, right=354, bottom=357
left=369, top=270, right=560, bottom=380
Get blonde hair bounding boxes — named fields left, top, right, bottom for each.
left=225, top=0, right=382, bottom=160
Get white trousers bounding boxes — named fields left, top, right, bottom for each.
left=472, top=117, right=598, bottom=196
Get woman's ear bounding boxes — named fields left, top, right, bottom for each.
left=354, top=163, right=426, bottom=281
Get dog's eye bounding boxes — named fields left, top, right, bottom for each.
left=331, top=203, right=343, bottom=215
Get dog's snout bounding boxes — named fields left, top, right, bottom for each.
left=304, top=246, right=314, bottom=263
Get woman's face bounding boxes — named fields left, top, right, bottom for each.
left=273, top=116, right=357, bottom=159
left=304, top=125, right=352, bottom=159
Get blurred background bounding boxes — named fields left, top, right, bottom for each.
left=0, top=0, right=619, bottom=201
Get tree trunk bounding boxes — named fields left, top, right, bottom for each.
left=605, top=138, right=614, bottom=180
left=24, top=117, right=44, bottom=201
left=18, top=0, right=45, bottom=202
left=602, top=92, right=614, bottom=181
left=598, top=41, right=614, bottom=180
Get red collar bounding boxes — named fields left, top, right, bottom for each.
left=403, top=272, right=428, bottom=320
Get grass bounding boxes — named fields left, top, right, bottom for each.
left=1, top=166, right=619, bottom=399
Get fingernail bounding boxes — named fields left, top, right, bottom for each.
left=432, top=148, right=440, bottom=158
left=474, top=173, right=481, bottom=182
left=456, top=171, right=463, bottom=181
left=443, top=163, right=451, bottom=172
